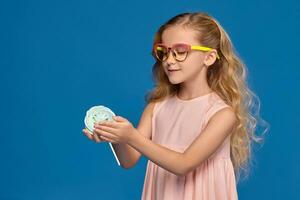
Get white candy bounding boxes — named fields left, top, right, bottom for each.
left=84, top=105, right=116, bottom=133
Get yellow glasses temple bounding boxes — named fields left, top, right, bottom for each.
left=191, top=46, right=220, bottom=59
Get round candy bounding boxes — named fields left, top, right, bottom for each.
left=84, top=105, right=116, bottom=134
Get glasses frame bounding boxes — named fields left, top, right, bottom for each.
left=152, top=43, right=220, bottom=62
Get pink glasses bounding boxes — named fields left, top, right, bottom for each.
left=152, top=43, right=220, bottom=62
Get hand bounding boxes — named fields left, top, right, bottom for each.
left=82, top=128, right=118, bottom=144
left=93, top=115, right=138, bottom=144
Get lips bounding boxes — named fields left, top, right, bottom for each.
left=168, top=69, right=180, bottom=72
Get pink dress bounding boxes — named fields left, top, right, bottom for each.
left=141, top=92, right=238, bottom=200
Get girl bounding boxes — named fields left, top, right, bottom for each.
left=83, top=12, right=269, bottom=200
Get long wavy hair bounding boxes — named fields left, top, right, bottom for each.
left=144, top=12, right=270, bottom=183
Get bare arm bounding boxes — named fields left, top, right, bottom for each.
left=112, top=102, right=155, bottom=169
left=127, top=107, right=237, bottom=176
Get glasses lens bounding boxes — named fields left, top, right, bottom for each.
left=155, top=46, right=168, bottom=61
left=154, top=44, right=189, bottom=62
left=173, top=45, right=188, bottom=61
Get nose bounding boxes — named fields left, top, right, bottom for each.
left=165, top=51, right=176, bottom=65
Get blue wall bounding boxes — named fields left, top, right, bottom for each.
left=1, top=0, right=299, bottom=199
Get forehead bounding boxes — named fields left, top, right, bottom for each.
left=161, top=26, right=199, bottom=46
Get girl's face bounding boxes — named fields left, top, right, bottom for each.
left=160, top=26, right=210, bottom=85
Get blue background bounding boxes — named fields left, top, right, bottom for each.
left=1, top=0, right=299, bottom=199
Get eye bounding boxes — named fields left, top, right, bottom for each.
left=176, top=51, right=186, bottom=55
left=174, top=46, right=188, bottom=54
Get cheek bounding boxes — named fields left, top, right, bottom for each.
left=191, top=56, right=206, bottom=69
left=187, top=53, right=205, bottom=65
left=179, top=60, right=205, bottom=78
left=182, top=58, right=204, bottom=72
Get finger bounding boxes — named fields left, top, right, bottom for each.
left=113, top=115, right=127, bottom=122
left=94, top=129, right=118, bottom=142
left=94, top=125, right=117, bottom=135
left=83, top=129, right=93, bottom=140
left=83, top=128, right=93, bottom=135
left=92, top=132, right=102, bottom=143
left=96, top=120, right=118, bottom=129
left=99, top=135, right=118, bottom=144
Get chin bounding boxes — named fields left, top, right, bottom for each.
left=168, top=78, right=182, bottom=85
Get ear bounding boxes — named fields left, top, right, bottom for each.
left=203, top=49, right=218, bottom=67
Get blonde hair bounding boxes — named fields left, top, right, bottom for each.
left=145, top=12, right=270, bottom=183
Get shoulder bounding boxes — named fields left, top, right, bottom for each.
left=209, top=106, right=237, bottom=125
left=205, top=93, right=237, bottom=125
left=144, top=101, right=156, bottom=117
left=144, top=99, right=164, bottom=117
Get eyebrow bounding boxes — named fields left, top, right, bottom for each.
left=159, top=43, right=187, bottom=47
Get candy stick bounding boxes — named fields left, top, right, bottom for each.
left=109, top=143, right=121, bottom=166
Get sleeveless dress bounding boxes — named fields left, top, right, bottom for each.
left=141, top=92, right=238, bottom=200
